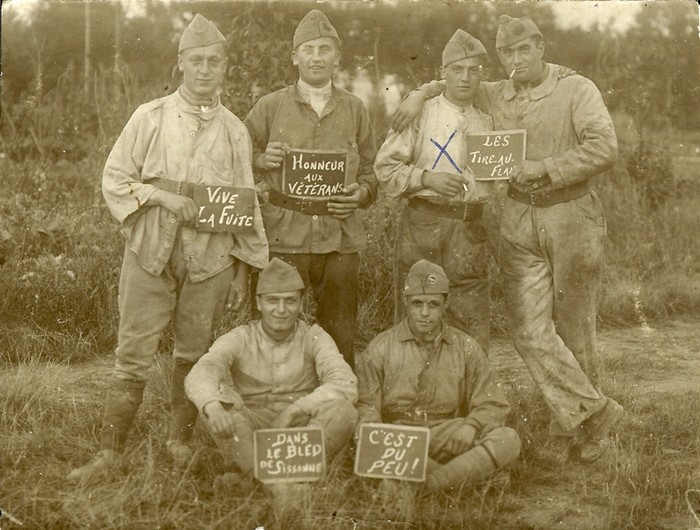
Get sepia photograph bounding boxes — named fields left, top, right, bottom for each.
left=1, top=0, right=699, bottom=528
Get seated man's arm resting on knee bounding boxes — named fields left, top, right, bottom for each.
left=185, top=330, right=245, bottom=429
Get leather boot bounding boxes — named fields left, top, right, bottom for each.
left=167, top=360, right=197, bottom=466
left=99, top=377, right=145, bottom=452
left=67, top=378, right=144, bottom=481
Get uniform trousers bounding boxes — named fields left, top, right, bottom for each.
left=499, top=192, right=608, bottom=434
left=114, top=238, right=233, bottom=382
left=204, top=399, right=358, bottom=475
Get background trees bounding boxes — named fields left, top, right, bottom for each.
left=1, top=0, right=698, bottom=162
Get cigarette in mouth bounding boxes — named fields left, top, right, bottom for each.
left=509, top=69, right=516, bottom=78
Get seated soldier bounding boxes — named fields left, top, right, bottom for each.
left=356, top=260, right=520, bottom=491
left=185, top=257, right=358, bottom=490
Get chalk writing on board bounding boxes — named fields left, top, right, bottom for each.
left=194, top=185, right=256, bottom=232
left=283, top=149, right=349, bottom=197
left=254, top=427, right=325, bottom=484
left=465, top=129, right=527, bottom=181
left=354, top=423, right=430, bottom=482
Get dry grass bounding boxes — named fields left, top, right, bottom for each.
left=3, top=341, right=700, bottom=529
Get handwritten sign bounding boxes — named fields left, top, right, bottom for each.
left=253, top=427, right=325, bottom=484
left=354, top=423, right=430, bottom=482
left=194, top=186, right=256, bottom=233
left=465, top=129, right=527, bottom=181
left=282, top=149, right=349, bottom=198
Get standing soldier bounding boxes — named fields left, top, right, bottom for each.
left=68, top=15, right=268, bottom=480
left=245, top=9, right=378, bottom=367
left=374, top=30, right=495, bottom=351
left=391, top=15, right=623, bottom=464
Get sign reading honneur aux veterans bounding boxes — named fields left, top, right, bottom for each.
left=465, top=129, right=527, bottom=181
left=194, top=186, right=256, bottom=233
left=283, top=149, right=349, bottom=198
left=354, top=423, right=430, bottom=482
left=253, top=427, right=325, bottom=483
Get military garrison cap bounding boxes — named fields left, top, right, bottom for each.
left=496, top=14, right=542, bottom=49
left=293, top=10, right=339, bottom=49
left=256, top=258, right=305, bottom=295
left=179, top=14, right=226, bottom=53
left=442, top=29, right=487, bottom=67
left=404, top=260, right=449, bottom=296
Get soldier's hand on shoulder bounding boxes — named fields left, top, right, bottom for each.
left=390, top=90, right=426, bottom=133
left=327, top=182, right=369, bottom=219
left=421, top=171, right=465, bottom=198
left=257, top=142, right=291, bottom=170
left=149, top=189, right=198, bottom=224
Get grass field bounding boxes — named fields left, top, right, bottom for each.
left=1, top=115, right=700, bottom=528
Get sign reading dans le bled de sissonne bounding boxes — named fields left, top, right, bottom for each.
left=254, top=427, right=325, bottom=484
left=283, top=149, right=350, bottom=198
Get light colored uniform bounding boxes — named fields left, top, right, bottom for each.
left=374, top=95, right=494, bottom=349
left=186, top=320, right=359, bottom=471
left=103, top=89, right=268, bottom=380
left=419, top=63, right=617, bottom=434
left=485, top=64, right=617, bottom=433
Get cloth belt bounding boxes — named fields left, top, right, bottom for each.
left=384, top=409, right=456, bottom=424
left=408, top=197, right=484, bottom=221
left=507, top=180, right=591, bottom=207
left=146, top=177, right=197, bottom=199
left=268, top=189, right=331, bottom=216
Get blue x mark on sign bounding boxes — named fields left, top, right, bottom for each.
left=430, top=130, right=462, bottom=174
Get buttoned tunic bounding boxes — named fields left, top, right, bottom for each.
left=418, top=64, right=617, bottom=431
left=244, top=83, right=378, bottom=255
left=356, top=320, right=510, bottom=433
left=103, top=89, right=268, bottom=280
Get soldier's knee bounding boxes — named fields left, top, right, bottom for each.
left=485, top=426, right=521, bottom=468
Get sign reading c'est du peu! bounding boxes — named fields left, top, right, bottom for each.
left=282, top=149, right=350, bottom=198
left=465, top=129, right=527, bottom=181
left=354, top=423, right=430, bottom=482
left=194, top=186, right=256, bottom=233
left=253, top=427, right=325, bottom=484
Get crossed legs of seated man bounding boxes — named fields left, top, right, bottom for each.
left=202, top=399, right=357, bottom=491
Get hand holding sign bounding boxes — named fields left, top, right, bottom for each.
left=257, top=142, right=291, bottom=170
left=511, top=159, right=549, bottom=189
left=149, top=189, right=198, bottom=224
left=327, top=182, right=368, bottom=219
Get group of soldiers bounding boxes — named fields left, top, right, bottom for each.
left=68, top=9, right=624, bottom=497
